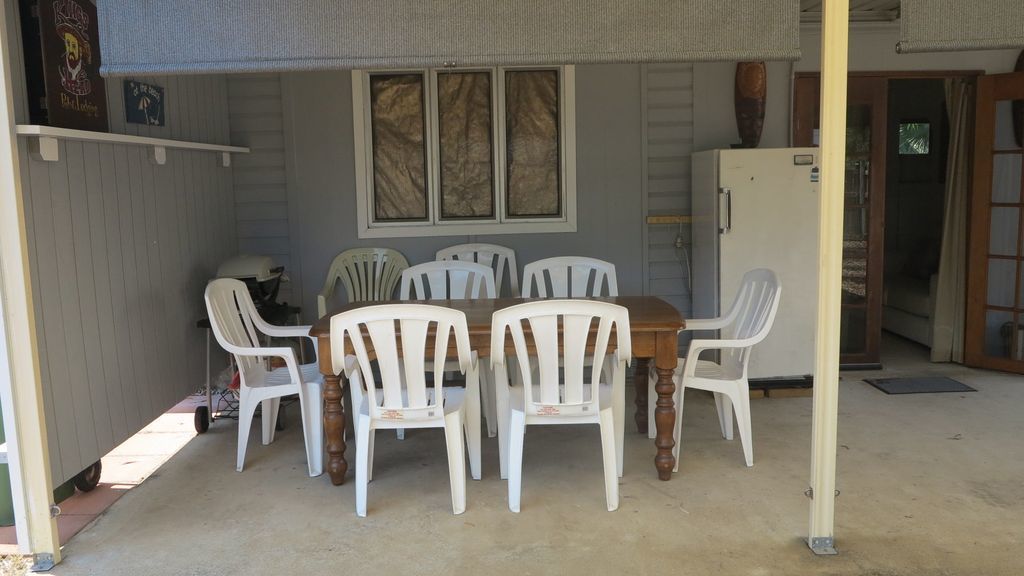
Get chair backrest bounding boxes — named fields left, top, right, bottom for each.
left=399, top=261, right=496, bottom=300
left=521, top=257, right=618, bottom=298
left=205, top=278, right=265, bottom=383
left=491, top=300, right=631, bottom=416
left=720, top=269, right=782, bottom=375
left=318, top=248, right=409, bottom=317
left=436, top=243, right=519, bottom=297
left=330, top=304, right=472, bottom=421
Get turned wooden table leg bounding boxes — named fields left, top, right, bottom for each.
left=634, top=357, right=650, bottom=434
left=654, top=366, right=676, bottom=480
left=654, top=330, right=678, bottom=480
left=324, top=373, right=348, bottom=485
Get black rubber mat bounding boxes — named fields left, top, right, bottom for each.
left=864, top=376, right=976, bottom=395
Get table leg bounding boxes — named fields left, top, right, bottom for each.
left=654, top=366, right=677, bottom=480
left=324, top=373, right=348, bottom=485
left=633, top=357, right=649, bottom=434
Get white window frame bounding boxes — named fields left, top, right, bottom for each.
left=352, top=66, right=577, bottom=238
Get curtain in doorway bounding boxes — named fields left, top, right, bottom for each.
left=931, top=78, right=975, bottom=363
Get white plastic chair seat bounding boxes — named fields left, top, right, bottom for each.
left=256, top=362, right=323, bottom=389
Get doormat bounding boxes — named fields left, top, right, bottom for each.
left=864, top=376, right=976, bottom=395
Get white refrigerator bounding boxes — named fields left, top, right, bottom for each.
left=691, top=148, right=820, bottom=381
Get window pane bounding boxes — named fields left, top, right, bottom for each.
left=505, top=70, right=560, bottom=218
left=438, top=72, right=494, bottom=219
left=898, top=122, right=930, bottom=155
left=370, top=74, right=428, bottom=221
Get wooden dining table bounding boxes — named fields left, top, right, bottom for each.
left=309, top=296, right=685, bottom=484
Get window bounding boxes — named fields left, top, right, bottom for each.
left=353, top=66, right=576, bottom=237
left=898, top=121, right=931, bottom=155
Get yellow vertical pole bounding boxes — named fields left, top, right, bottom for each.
left=809, top=0, right=849, bottom=555
left=0, top=1, right=61, bottom=568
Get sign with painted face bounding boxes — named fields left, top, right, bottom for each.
left=37, top=0, right=108, bottom=131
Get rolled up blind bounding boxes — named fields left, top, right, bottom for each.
left=97, top=1, right=801, bottom=76
left=898, top=0, right=1024, bottom=53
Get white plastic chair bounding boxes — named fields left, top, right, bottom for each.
left=204, top=279, right=323, bottom=477
left=436, top=243, right=519, bottom=297
left=399, top=261, right=498, bottom=439
left=521, top=256, right=618, bottom=298
left=491, top=300, right=631, bottom=512
left=646, top=268, right=781, bottom=470
left=317, top=248, right=409, bottom=318
left=330, top=304, right=482, bottom=516
left=400, top=260, right=497, bottom=301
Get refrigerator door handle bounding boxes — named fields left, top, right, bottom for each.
left=719, top=187, right=732, bottom=234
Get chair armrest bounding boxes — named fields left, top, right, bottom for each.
left=683, top=317, right=731, bottom=332
left=233, top=346, right=303, bottom=384
left=682, top=337, right=759, bottom=377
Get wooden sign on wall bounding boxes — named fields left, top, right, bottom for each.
left=20, top=0, right=108, bottom=131
left=124, top=80, right=165, bottom=126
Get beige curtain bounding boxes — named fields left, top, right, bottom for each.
left=931, top=78, right=974, bottom=363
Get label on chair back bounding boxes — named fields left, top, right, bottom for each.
left=536, top=406, right=560, bottom=416
left=381, top=409, right=404, bottom=420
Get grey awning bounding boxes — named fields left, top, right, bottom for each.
left=97, top=1, right=801, bottom=76
left=898, top=0, right=1024, bottom=53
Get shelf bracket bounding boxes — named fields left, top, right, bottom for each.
left=148, top=145, right=167, bottom=165
left=27, top=136, right=59, bottom=162
left=221, top=152, right=231, bottom=168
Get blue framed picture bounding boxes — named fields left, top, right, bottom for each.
left=124, top=80, right=164, bottom=126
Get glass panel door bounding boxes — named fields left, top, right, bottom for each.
left=966, top=72, right=1024, bottom=372
left=793, top=75, right=887, bottom=366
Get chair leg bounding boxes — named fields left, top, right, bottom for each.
left=713, top=392, right=735, bottom=440
left=598, top=410, right=619, bottom=512
left=463, top=382, right=482, bottom=481
left=613, top=369, right=625, bottom=478
left=396, top=428, right=405, bottom=440
left=496, top=373, right=511, bottom=480
left=236, top=391, right=260, bottom=473
left=672, top=381, right=687, bottom=473
left=479, top=360, right=498, bottom=438
left=367, top=427, right=376, bottom=482
left=355, top=416, right=371, bottom=517
left=443, top=413, right=467, bottom=515
left=299, top=385, right=323, bottom=477
left=507, top=411, right=526, bottom=513
left=731, top=385, right=754, bottom=467
left=261, top=398, right=280, bottom=445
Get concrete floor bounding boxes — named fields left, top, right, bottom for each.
left=47, top=337, right=1024, bottom=575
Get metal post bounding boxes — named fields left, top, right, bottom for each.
left=0, top=1, right=61, bottom=567
left=808, top=0, right=849, bottom=556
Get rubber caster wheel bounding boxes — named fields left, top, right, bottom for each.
left=73, top=460, right=102, bottom=492
left=195, top=405, right=210, bottom=434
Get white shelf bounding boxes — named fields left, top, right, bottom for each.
left=15, top=124, right=249, bottom=166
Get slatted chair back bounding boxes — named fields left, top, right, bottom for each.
left=318, top=248, right=409, bottom=318
left=719, top=269, right=782, bottom=377
left=521, top=256, right=618, bottom=298
left=491, top=300, right=631, bottom=417
left=400, top=261, right=496, bottom=301
left=331, top=304, right=472, bottom=421
left=205, top=278, right=267, bottom=382
left=436, top=243, right=519, bottom=297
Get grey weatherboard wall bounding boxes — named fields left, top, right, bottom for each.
left=4, top=1, right=237, bottom=485
left=227, top=65, right=702, bottom=325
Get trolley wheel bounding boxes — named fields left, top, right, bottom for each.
left=195, top=405, right=211, bottom=434
left=73, top=460, right=102, bottom=492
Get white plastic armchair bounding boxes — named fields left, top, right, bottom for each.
left=330, top=304, right=482, bottom=516
left=204, top=279, right=323, bottom=477
left=436, top=243, right=519, bottom=297
left=317, top=248, right=409, bottom=318
left=400, top=260, right=497, bottom=301
left=491, top=300, right=631, bottom=512
left=521, top=256, right=618, bottom=298
left=647, top=268, right=781, bottom=470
